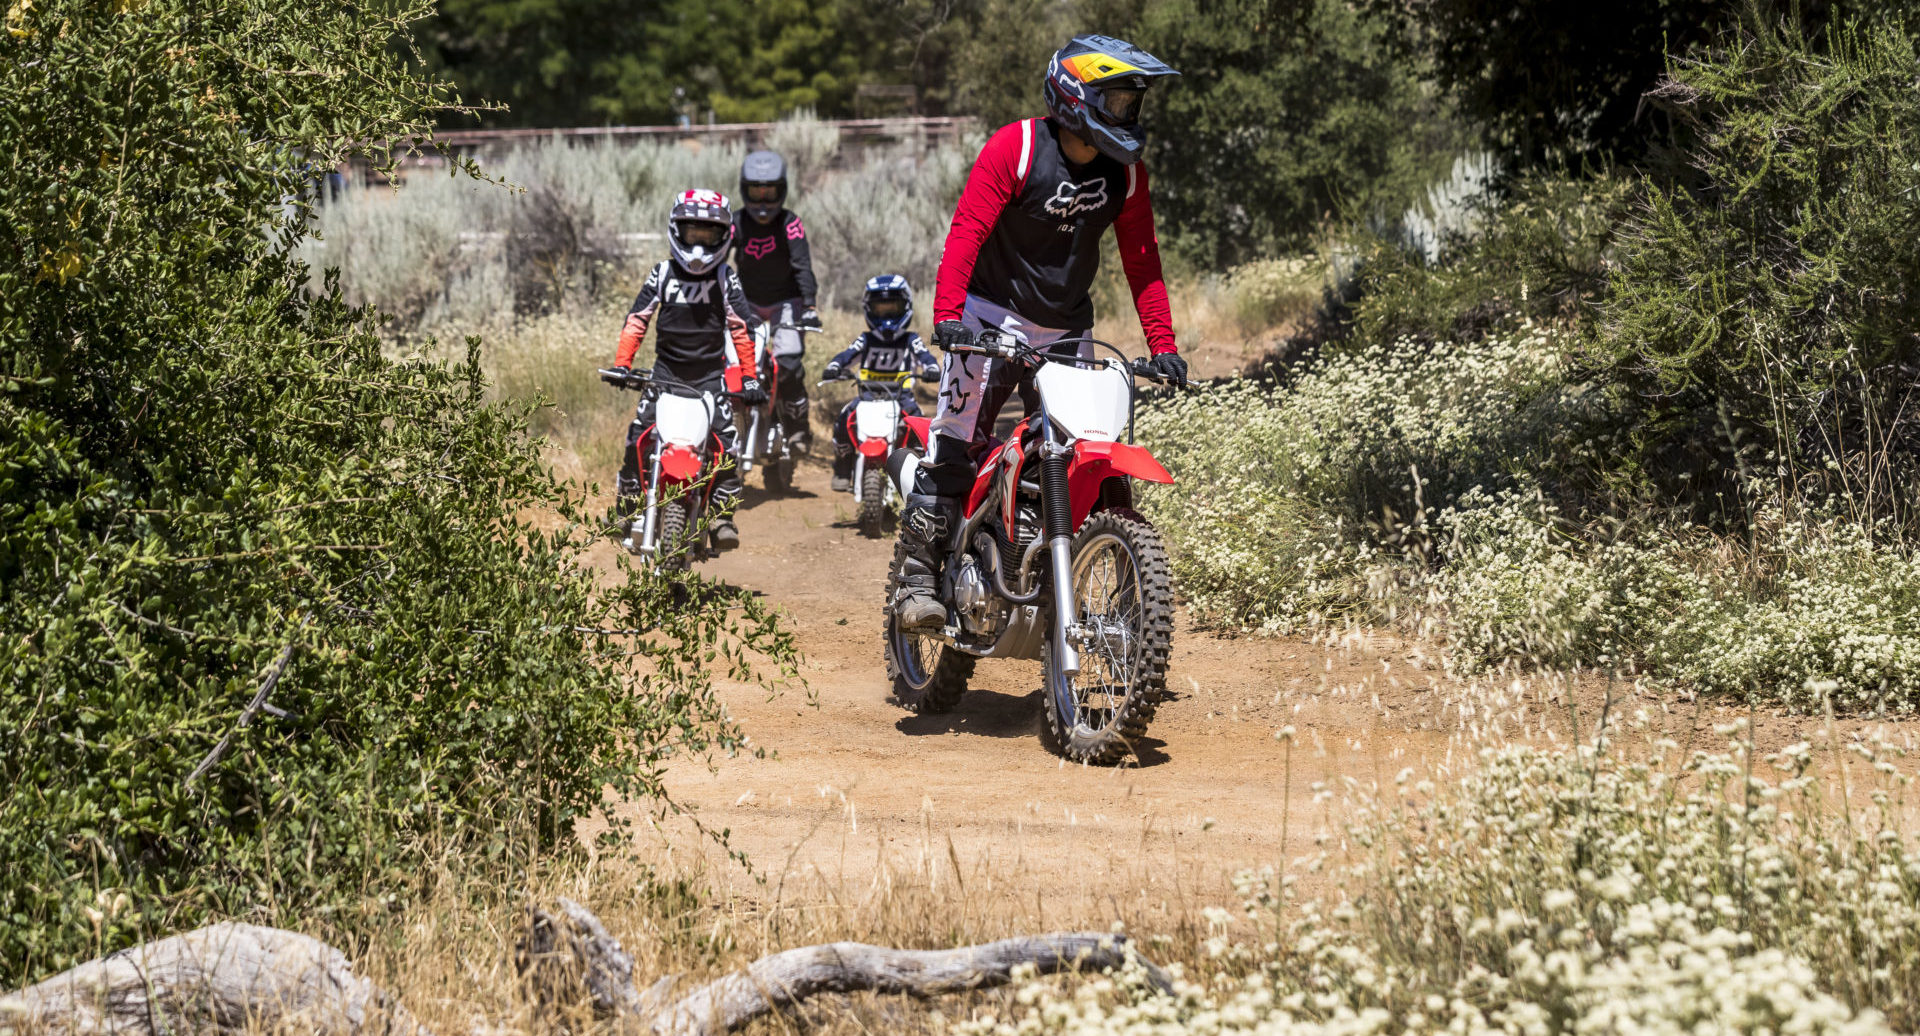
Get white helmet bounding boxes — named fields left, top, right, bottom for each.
left=667, top=188, right=734, bottom=275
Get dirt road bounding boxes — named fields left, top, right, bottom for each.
left=603, top=456, right=1553, bottom=923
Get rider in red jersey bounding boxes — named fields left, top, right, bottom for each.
left=893, top=34, right=1188, bottom=629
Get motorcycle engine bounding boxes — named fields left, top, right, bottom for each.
left=952, top=549, right=1005, bottom=637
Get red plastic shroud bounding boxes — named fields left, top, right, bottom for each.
left=903, top=415, right=931, bottom=448
left=965, top=424, right=1174, bottom=527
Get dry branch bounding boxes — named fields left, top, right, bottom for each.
left=3, top=901, right=1166, bottom=1036
left=520, top=897, right=1170, bottom=1035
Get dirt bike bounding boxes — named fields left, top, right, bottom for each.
left=738, top=317, right=822, bottom=495
left=881, top=328, right=1177, bottom=765
left=600, top=368, right=743, bottom=572
left=822, top=368, right=933, bottom=537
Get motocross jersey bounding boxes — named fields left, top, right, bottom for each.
left=615, top=260, right=758, bottom=384
left=933, top=116, right=1176, bottom=354
left=732, top=209, right=818, bottom=307
left=827, top=330, right=937, bottom=378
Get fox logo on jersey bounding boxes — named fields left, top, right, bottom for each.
left=1044, top=178, right=1110, bottom=218
left=663, top=276, right=715, bottom=305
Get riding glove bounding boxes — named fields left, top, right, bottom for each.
left=1149, top=352, right=1188, bottom=388
left=736, top=378, right=769, bottom=406
left=932, top=319, right=973, bottom=350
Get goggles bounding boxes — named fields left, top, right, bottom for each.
left=743, top=183, right=782, bottom=203
left=676, top=220, right=728, bottom=248
left=867, top=298, right=907, bottom=320
left=1102, top=86, right=1145, bottom=124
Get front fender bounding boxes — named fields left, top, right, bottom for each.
left=1067, top=440, right=1173, bottom=529
left=660, top=444, right=703, bottom=482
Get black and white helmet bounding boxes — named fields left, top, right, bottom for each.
left=739, top=150, right=788, bottom=223
left=667, top=189, right=734, bottom=275
left=863, top=274, right=913, bottom=334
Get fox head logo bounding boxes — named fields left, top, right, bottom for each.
left=1044, top=178, right=1109, bottom=218
left=744, top=235, right=776, bottom=260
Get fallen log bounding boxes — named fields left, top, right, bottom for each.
left=518, top=897, right=1173, bottom=1035
left=2, top=901, right=1166, bottom=1036
left=0, top=921, right=424, bottom=1036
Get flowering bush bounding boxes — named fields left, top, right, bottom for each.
left=1139, top=318, right=1920, bottom=708
left=1136, top=323, right=1569, bottom=633
left=959, top=734, right=1918, bottom=1034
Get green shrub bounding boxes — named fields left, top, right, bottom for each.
left=0, top=0, right=793, bottom=984
left=1595, top=18, right=1920, bottom=520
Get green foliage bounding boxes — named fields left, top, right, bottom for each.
left=1372, top=0, right=1915, bottom=168
left=422, top=0, right=971, bottom=125
left=1594, top=17, right=1920, bottom=519
left=0, top=0, right=792, bottom=984
left=1347, top=173, right=1632, bottom=347
left=1120, top=0, right=1464, bottom=265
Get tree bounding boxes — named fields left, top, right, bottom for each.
left=1125, top=0, right=1461, bottom=264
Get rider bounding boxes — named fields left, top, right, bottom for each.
left=824, top=274, right=940, bottom=493
left=893, top=34, right=1190, bottom=629
left=609, top=189, right=767, bottom=553
left=732, top=150, right=823, bottom=455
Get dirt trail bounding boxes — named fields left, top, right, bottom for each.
left=597, top=458, right=1511, bottom=916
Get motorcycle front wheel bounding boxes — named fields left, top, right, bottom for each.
left=858, top=465, right=887, bottom=538
left=654, top=494, right=696, bottom=572
left=882, top=538, right=972, bottom=713
left=1043, top=508, right=1173, bottom=765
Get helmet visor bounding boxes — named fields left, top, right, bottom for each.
left=744, top=183, right=781, bottom=203
left=1102, top=86, right=1145, bottom=124
left=677, top=220, right=728, bottom=249
left=867, top=296, right=908, bottom=322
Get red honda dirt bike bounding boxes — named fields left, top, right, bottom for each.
left=600, top=368, right=744, bottom=572
left=738, top=317, right=822, bottom=494
left=821, top=368, right=933, bottom=537
left=882, top=328, right=1177, bottom=765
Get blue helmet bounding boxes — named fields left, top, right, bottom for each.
left=1043, top=35, right=1180, bottom=166
left=863, top=274, right=913, bottom=334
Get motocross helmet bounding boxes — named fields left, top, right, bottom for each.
left=1043, top=34, right=1180, bottom=166
left=863, top=273, right=913, bottom=334
left=667, top=188, right=734, bottom=275
left=739, top=150, right=788, bottom=224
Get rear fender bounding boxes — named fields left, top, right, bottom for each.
left=1067, top=440, right=1172, bottom=529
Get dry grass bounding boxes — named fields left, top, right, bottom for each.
left=337, top=823, right=1227, bottom=1036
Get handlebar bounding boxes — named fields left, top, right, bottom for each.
left=598, top=368, right=753, bottom=401
left=945, top=330, right=1171, bottom=385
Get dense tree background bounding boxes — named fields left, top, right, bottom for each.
left=414, top=0, right=1919, bottom=268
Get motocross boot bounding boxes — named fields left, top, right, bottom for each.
left=710, top=517, right=740, bottom=552
left=831, top=448, right=855, bottom=493
left=894, top=492, right=956, bottom=630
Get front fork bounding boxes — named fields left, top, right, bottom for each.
left=1041, top=434, right=1080, bottom=678
left=741, top=407, right=762, bottom=472
left=638, top=445, right=664, bottom=556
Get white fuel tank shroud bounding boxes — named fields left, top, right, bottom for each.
left=854, top=398, right=902, bottom=441
left=1034, top=362, right=1130, bottom=443
left=654, top=392, right=715, bottom=447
